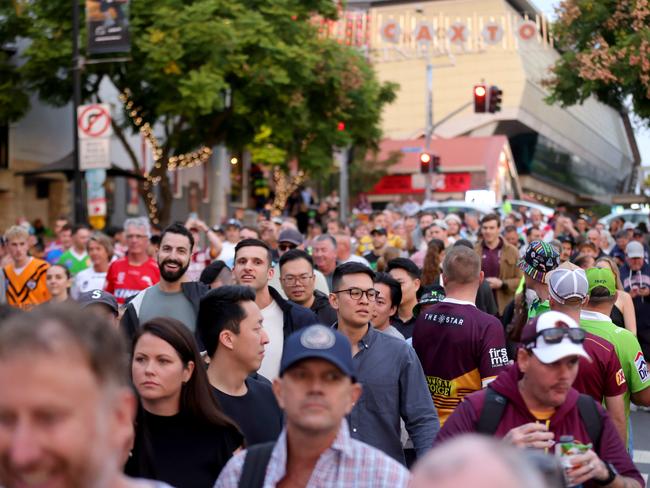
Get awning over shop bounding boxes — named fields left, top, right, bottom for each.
left=16, top=152, right=146, bottom=181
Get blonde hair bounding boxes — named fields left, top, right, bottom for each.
left=4, top=225, right=29, bottom=242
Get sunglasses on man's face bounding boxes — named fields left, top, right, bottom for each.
left=278, top=243, right=297, bottom=252
left=527, top=323, right=586, bottom=348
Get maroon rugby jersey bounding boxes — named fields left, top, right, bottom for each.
left=413, top=298, right=508, bottom=425
left=573, top=332, right=626, bottom=402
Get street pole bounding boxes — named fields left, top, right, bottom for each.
left=424, top=61, right=433, bottom=202
left=72, top=0, right=85, bottom=223
left=340, top=145, right=352, bottom=223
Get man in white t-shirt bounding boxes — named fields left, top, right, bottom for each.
left=216, top=219, right=243, bottom=268
left=233, top=239, right=319, bottom=380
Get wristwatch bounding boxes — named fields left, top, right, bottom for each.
left=594, top=462, right=618, bottom=486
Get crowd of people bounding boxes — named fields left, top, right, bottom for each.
left=0, top=199, right=649, bottom=487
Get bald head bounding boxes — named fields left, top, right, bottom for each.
left=411, top=435, right=547, bottom=488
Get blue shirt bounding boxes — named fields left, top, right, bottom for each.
left=334, top=324, right=440, bottom=464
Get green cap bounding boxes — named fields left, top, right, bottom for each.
left=586, top=268, right=616, bottom=296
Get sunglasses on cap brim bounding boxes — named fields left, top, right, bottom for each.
left=526, top=323, right=586, bottom=348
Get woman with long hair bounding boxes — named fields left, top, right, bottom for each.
left=421, top=239, right=446, bottom=287
left=596, top=256, right=637, bottom=336
left=126, top=318, right=242, bottom=488
left=71, top=232, right=113, bottom=299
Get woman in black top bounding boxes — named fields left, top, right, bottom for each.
left=126, top=317, right=242, bottom=488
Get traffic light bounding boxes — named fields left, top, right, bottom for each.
left=488, top=85, right=503, bottom=113
left=473, top=84, right=487, bottom=113
left=420, top=153, right=441, bottom=173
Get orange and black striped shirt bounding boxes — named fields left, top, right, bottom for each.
left=4, top=258, right=51, bottom=310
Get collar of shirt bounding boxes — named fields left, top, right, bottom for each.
left=265, top=420, right=354, bottom=485
left=580, top=310, right=611, bottom=322
left=332, top=323, right=377, bottom=352
left=442, top=297, right=475, bottom=307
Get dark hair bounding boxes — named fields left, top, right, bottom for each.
left=374, top=272, right=402, bottom=308
left=160, top=222, right=195, bottom=251
left=60, top=223, right=73, bottom=233
left=199, top=260, right=229, bottom=287
left=504, top=225, right=518, bottom=234
left=49, top=263, right=72, bottom=280
left=279, top=249, right=314, bottom=270
left=588, top=285, right=616, bottom=305
left=332, top=262, right=375, bottom=291
left=480, top=213, right=501, bottom=227
left=197, top=286, right=257, bottom=357
left=422, top=239, right=446, bottom=286
left=0, top=303, right=129, bottom=387
left=240, top=225, right=260, bottom=238
left=453, top=239, right=473, bottom=249
left=133, top=317, right=236, bottom=428
left=234, top=238, right=273, bottom=266
left=573, top=253, right=595, bottom=269
left=386, top=257, right=422, bottom=280
left=526, top=225, right=540, bottom=238
left=72, top=223, right=90, bottom=235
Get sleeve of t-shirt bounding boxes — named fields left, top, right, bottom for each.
left=621, top=332, right=650, bottom=394
left=478, top=318, right=509, bottom=385
left=603, top=348, right=627, bottom=397
left=104, top=262, right=115, bottom=293
left=434, top=395, right=480, bottom=446
left=596, top=402, right=645, bottom=486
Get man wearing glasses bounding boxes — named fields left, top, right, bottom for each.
left=104, top=217, right=160, bottom=305
left=279, top=249, right=337, bottom=326
left=329, top=262, right=439, bottom=464
left=436, top=310, right=643, bottom=488
left=269, top=228, right=329, bottom=297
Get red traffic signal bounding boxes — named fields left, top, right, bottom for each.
left=337, top=121, right=346, bottom=131
left=488, top=85, right=503, bottom=113
left=474, top=84, right=487, bottom=113
left=420, top=153, right=440, bottom=173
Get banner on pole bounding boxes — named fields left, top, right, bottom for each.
left=86, top=0, right=130, bottom=54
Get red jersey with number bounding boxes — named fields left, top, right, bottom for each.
left=104, top=257, right=160, bottom=304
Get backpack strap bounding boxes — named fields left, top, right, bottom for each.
left=577, top=394, right=603, bottom=449
left=476, top=386, right=508, bottom=435
left=238, top=442, right=275, bottom=488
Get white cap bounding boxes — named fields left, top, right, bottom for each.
left=521, top=311, right=591, bottom=364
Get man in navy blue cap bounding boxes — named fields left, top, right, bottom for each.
left=215, top=324, right=410, bottom=487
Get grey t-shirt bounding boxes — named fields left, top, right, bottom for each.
left=138, top=285, right=197, bottom=332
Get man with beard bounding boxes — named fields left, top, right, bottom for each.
left=121, top=223, right=208, bottom=340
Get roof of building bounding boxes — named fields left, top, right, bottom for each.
left=379, top=135, right=509, bottom=180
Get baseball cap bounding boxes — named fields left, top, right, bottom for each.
left=278, top=228, right=304, bottom=246
left=547, top=266, right=588, bottom=304
left=518, top=241, right=561, bottom=283
left=520, top=311, right=591, bottom=364
left=370, top=227, right=388, bottom=236
left=623, top=222, right=636, bottom=231
left=586, top=268, right=616, bottom=296
left=413, top=285, right=446, bottom=316
left=626, top=241, right=645, bottom=259
left=280, top=325, right=356, bottom=381
left=431, top=219, right=448, bottom=231
left=78, top=289, right=119, bottom=316
left=225, top=218, right=242, bottom=229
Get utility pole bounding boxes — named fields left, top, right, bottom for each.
left=424, top=62, right=434, bottom=202
left=72, top=0, right=85, bottom=223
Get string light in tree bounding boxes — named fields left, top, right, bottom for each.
left=272, top=166, right=305, bottom=212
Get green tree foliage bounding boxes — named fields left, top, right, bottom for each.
left=545, top=0, right=650, bottom=120
left=3, top=0, right=397, bottom=223
left=0, top=2, right=30, bottom=122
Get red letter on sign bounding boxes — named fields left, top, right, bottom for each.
left=416, top=24, right=433, bottom=42
left=450, top=24, right=466, bottom=43
left=486, top=25, right=499, bottom=42
left=519, top=22, right=536, bottom=41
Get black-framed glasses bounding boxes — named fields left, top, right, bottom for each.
left=527, top=325, right=585, bottom=348
left=278, top=243, right=297, bottom=252
left=281, top=274, right=314, bottom=285
left=333, top=287, right=379, bottom=302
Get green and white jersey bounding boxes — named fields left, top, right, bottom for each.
left=580, top=310, right=650, bottom=418
left=56, top=249, right=90, bottom=276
